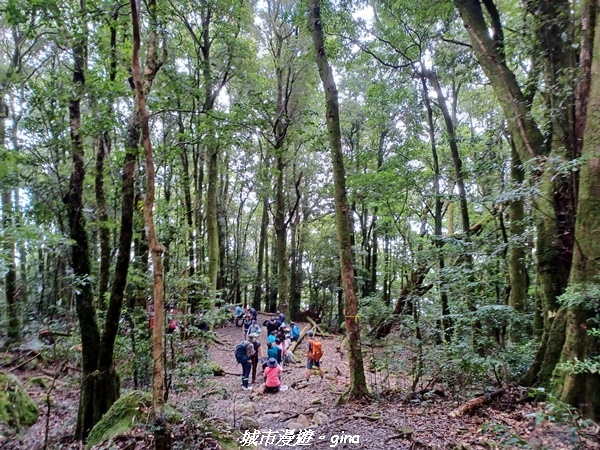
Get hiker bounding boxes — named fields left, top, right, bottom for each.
left=249, top=307, right=258, bottom=321
left=277, top=326, right=288, bottom=358
left=235, top=304, right=244, bottom=326
left=242, top=314, right=252, bottom=337
left=264, top=317, right=279, bottom=335
left=248, top=333, right=262, bottom=384
left=267, top=341, right=282, bottom=365
left=267, top=330, right=277, bottom=344
left=304, top=330, right=324, bottom=382
left=247, top=319, right=260, bottom=338
left=275, top=337, right=287, bottom=365
left=277, top=311, right=286, bottom=326
left=277, top=325, right=287, bottom=344
left=290, top=322, right=300, bottom=342
left=264, top=357, right=282, bottom=393
left=235, top=337, right=255, bottom=390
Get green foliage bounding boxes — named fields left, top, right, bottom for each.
left=114, top=311, right=153, bottom=390
left=358, top=294, right=393, bottom=329
left=557, top=283, right=600, bottom=311
left=524, top=388, right=596, bottom=448
left=557, top=356, right=600, bottom=376
left=479, top=422, right=530, bottom=448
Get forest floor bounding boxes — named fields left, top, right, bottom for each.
left=3, top=313, right=600, bottom=449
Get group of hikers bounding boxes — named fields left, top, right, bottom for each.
left=234, top=310, right=324, bottom=392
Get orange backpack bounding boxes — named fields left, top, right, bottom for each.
left=308, top=339, right=323, bottom=362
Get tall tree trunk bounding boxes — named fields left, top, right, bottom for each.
left=274, top=153, right=288, bottom=313
left=252, top=198, right=269, bottom=311
left=178, top=112, right=195, bottom=276
left=454, top=0, right=574, bottom=383
left=426, top=72, right=469, bottom=231
left=555, top=10, right=600, bottom=419
left=1, top=103, right=19, bottom=343
left=94, top=11, right=119, bottom=313
left=383, top=236, right=391, bottom=307
left=2, top=190, right=19, bottom=342
left=309, top=0, right=368, bottom=401
left=130, top=0, right=170, bottom=448
left=268, top=231, right=278, bottom=312
left=508, top=145, right=527, bottom=317
left=206, top=135, right=219, bottom=292
left=420, top=71, right=451, bottom=342
left=14, top=189, right=28, bottom=315
left=67, top=2, right=102, bottom=438
left=95, top=133, right=110, bottom=311
left=289, top=208, right=300, bottom=320
left=193, top=115, right=205, bottom=275
left=217, top=164, right=230, bottom=291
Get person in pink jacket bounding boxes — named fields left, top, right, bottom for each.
left=263, top=358, right=282, bottom=393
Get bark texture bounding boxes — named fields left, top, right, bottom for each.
left=308, top=0, right=368, bottom=400
left=555, top=7, right=600, bottom=419
left=131, top=0, right=170, bottom=447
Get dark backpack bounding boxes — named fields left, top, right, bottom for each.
left=235, top=342, right=248, bottom=364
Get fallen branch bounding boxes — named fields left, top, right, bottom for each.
left=385, top=434, right=410, bottom=444
left=306, top=317, right=335, bottom=337
left=448, top=389, right=505, bottom=417
left=8, top=351, right=41, bottom=372
left=352, top=413, right=381, bottom=421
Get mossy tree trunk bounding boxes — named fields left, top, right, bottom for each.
left=206, top=136, right=220, bottom=293
left=554, top=8, right=600, bottom=419
left=508, top=145, right=527, bottom=315
left=309, top=0, right=368, bottom=400
left=454, top=0, right=578, bottom=387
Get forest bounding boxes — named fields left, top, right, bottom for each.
left=1, top=0, right=599, bottom=449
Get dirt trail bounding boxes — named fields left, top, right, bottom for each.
left=196, top=316, right=600, bottom=450
left=5, top=314, right=598, bottom=449
left=199, top=315, right=468, bottom=449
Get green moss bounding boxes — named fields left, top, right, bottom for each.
left=86, top=390, right=182, bottom=449
left=207, top=361, right=224, bottom=376
left=0, top=372, right=39, bottom=433
left=28, top=376, right=49, bottom=388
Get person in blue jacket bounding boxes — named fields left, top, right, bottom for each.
left=290, top=322, right=300, bottom=342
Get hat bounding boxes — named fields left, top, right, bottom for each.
left=267, top=358, right=277, bottom=368
left=290, top=322, right=295, bottom=325
left=248, top=333, right=257, bottom=340
left=307, top=330, right=314, bottom=337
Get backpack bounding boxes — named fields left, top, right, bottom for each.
left=235, top=341, right=248, bottom=364
left=308, top=339, right=323, bottom=362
